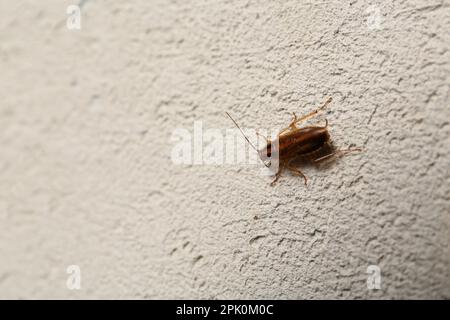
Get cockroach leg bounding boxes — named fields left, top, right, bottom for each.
left=286, top=164, right=308, bottom=186
left=293, top=97, right=332, bottom=126
left=270, top=166, right=284, bottom=186
left=279, top=113, right=299, bottom=135
left=289, top=112, right=298, bottom=129
left=278, top=126, right=291, bottom=135
left=314, top=146, right=362, bottom=163
left=280, top=97, right=332, bottom=134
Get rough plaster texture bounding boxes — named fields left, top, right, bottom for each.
left=0, top=0, right=449, bottom=299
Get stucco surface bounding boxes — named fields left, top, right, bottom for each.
left=0, top=0, right=449, bottom=299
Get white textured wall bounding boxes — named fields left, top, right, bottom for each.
left=0, top=0, right=449, bottom=299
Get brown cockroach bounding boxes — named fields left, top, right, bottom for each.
left=226, top=97, right=361, bottom=186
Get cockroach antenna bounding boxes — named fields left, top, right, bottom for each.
left=225, top=112, right=267, bottom=165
